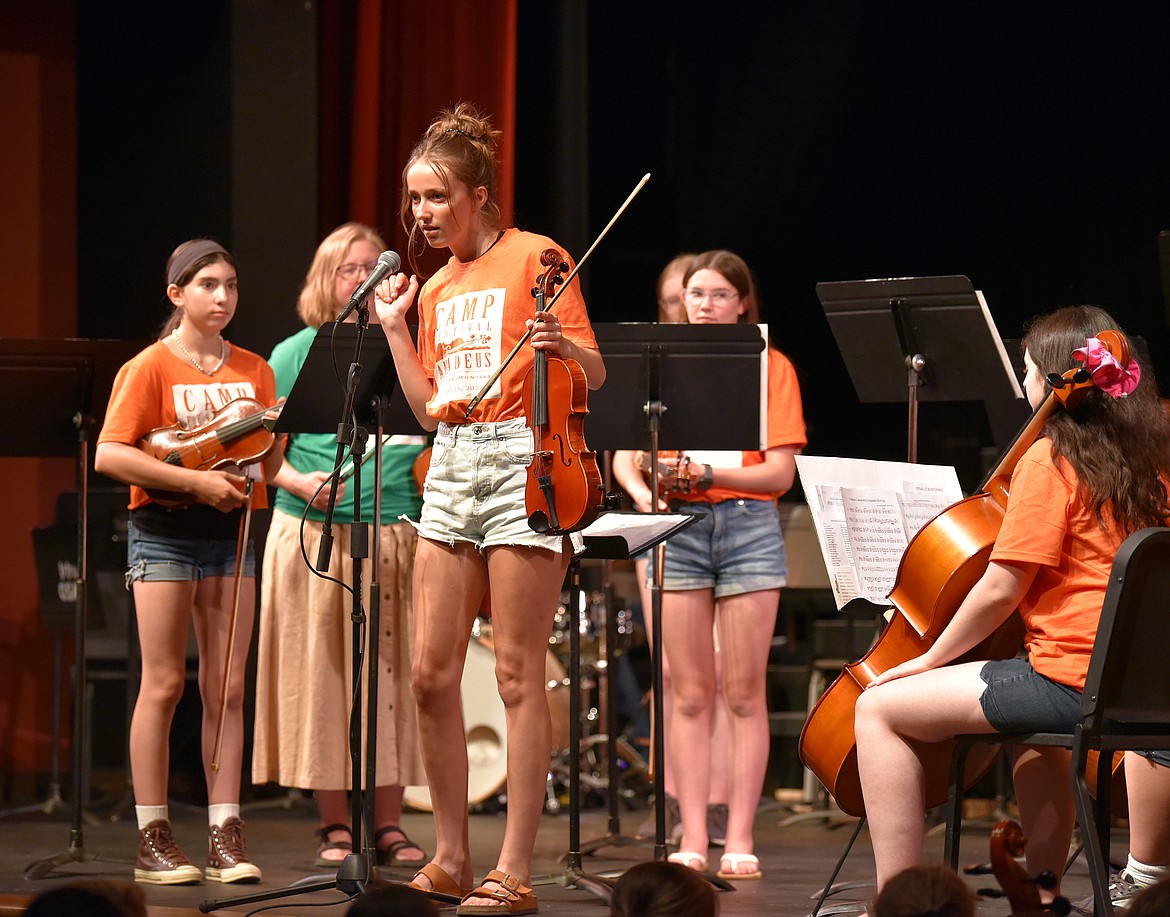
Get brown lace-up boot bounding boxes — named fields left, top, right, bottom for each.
left=206, top=816, right=262, bottom=883
left=135, top=819, right=202, bottom=885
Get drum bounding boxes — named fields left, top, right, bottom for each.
left=403, top=636, right=569, bottom=812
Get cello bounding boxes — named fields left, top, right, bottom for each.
left=978, top=819, right=1071, bottom=916
left=799, top=330, right=1131, bottom=817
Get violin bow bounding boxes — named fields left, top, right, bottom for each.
left=210, top=476, right=255, bottom=772
left=463, top=172, right=651, bottom=419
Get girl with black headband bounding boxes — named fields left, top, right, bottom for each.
left=96, top=239, right=281, bottom=885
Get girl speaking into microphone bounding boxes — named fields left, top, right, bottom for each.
left=373, top=103, right=604, bottom=915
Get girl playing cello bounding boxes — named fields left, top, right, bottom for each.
left=855, top=305, right=1170, bottom=907
left=373, top=103, right=604, bottom=915
left=95, top=239, right=280, bottom=884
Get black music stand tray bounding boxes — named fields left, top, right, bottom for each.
left=202, top=321, right=423, bottom=914
left=3, top=339, right=145, bottom=879
left=569, top=322, right=765, bottom=892
left=816, top=276, right=1022, bottom=463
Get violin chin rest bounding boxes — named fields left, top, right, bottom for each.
left=528, top=511, right=552, bottom=534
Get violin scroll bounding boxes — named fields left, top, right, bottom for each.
left=1047, top=328, right=1132, bottom=410
left=635, top=450, right=707, bottom=501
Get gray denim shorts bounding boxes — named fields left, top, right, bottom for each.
left=415, top=417, right=579, bottom=554
left=978, top=657, right=1084, bottom=733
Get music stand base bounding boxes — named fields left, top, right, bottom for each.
left=23, top=837, right=101, bottom=879
left=577, top=830, right=652, bottom=857
left=199, top=854, right=379, bottom=913
left=530, top=863, right=625, bottom=903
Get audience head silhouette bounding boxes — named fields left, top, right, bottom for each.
left=609, top=860, right=719, bottom=917
left=870, top=864, right=976, bottom=917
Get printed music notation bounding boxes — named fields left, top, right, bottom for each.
left=794, top=455, right=964, bottom=609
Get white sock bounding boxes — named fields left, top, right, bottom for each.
left=136, top=805, right=168, bottom=830
left=208, top=803, right=240, bottom=828
left=1126, top=855, right=1167, bottom=887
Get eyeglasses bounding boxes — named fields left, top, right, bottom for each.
left=336, top=260, right=378, bottom=280
left=683, top=288, right=739, bottom=306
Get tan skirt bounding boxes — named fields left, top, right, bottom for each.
left=251, top=510, right=425, bottom=790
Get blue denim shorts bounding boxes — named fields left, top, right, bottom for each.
left=978, top=657, right=1084, bottom=732
left=125, top=516, right=256, bottom=585
left=416, top=417, right=577, bottom=554
left=655, top=498, right=787, bottom=598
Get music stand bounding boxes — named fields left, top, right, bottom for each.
left=815, top=276, right=1023, bottom=463
left=2, top=338, right=146, bottom=879
left=202, top=321, right=423, bottom=914
left=572, top=322, right=765, bottom=890
left=532, top=511, right=699, bottom=903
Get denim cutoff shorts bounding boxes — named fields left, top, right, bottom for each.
left=978, top=657, right=1084, bottom=733
left=655, top=498, right=787, bottom=598
left=415, top=417, right=578, bottom=554
left=125, top=516, right=256, bottom=585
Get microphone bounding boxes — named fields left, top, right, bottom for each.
left=335, top=250, right=400, bottom=322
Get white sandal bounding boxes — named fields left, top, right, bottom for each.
left=667, top=850, right=708, bottom=871
left=717, top=852, right=762, bottom=880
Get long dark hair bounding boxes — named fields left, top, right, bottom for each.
left=1022, top=304, right=1170, bottom=533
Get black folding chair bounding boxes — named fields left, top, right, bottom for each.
left=944, top=527, right=1170, bottom=916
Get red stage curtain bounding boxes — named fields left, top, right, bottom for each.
left=319, top=0, right=517, bottom=279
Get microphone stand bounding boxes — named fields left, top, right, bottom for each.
left=200, top=307, right=379, bottom=913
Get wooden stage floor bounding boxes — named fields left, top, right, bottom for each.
left=0, top=799, right=1117, bottom=916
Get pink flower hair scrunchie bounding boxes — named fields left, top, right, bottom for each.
left=1072, top=336, right=1141, bottom=398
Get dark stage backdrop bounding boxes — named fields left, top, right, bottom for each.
left=518, top=2, right=1170, bottom=490
left=72, top=2, right=1170, bottom=491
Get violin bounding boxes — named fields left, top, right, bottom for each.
left=137, top=396, right=281, bottom=508
left=522, top=249, right=603, bottom=535
left=973, top=819, right=1071, bottom=915
left=799, top=331, right=1130, bottom=817
left=634, top=450, right=706, bottom=501
left=412, top=445, right=431, bottom=496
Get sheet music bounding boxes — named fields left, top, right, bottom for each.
left=581, top=512, right=696, bottom=557
left=795, top=455, right=965, bottom=609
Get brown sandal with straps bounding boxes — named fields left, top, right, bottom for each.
left=455, top=869, right=539, bottom=915
left=407, top=862, right=470, bottom=904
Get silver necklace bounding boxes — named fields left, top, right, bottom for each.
left=172, top=329, right=226, bottom=376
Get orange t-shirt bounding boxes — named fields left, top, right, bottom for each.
left=97, top=340, right=277, bottom=511
left=416, top=228, right=598, bottom=425
left=989, top=439, right=1124, bottom=691
left=671, top=346, right=807, bottom=503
